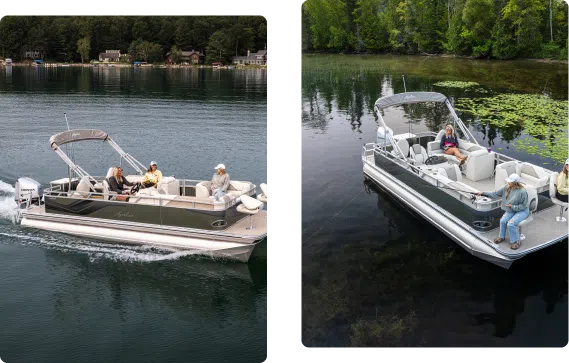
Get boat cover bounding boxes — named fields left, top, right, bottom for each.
left=374, top=92, right=447, bottom=110
left=50, top=129, right=108, bottom=149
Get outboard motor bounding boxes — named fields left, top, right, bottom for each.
left=376, top=126, right=394, bottom=147
left=15, top=177, right=43, bottom=207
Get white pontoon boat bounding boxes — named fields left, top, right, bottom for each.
left=13, top=129, right=267, bottom=262
left=362, top=92, right=568, bottom=269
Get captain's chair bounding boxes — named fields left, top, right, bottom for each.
left=549, top=172, right=568, bottom=222
left=517, top=185, right=538, bottom=241
left=409, top=144, right=428, bottom=165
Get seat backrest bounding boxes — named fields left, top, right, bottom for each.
left=157, top=176, right=179, bottom=195
left=240, top=194, right=263, bottom=210
left=259, top=183, right=267, bottom=197
left=437, top=164, right=462, bottom=182
left=465, top=149, right=495, bottom=182
left=106, top=167, right=116, bottom=179
left=409, top=144, right=428, bottom=164
left=549, top=172, right=558, bottom=199
left=195, top=181, right=211, bottom=198
left=392, top=138, right=409, bottom=158
left=524, top=185, right=538, bottom=212
left=72, top=178, right=92, bottom=198
left=434, top=129, right=445, bottom=141
left=494, top=161, right=521, bottom=190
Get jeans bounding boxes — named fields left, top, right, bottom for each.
left=499, top=209, right=529, bottom=243
left=213, top=189, right=226, bottom=201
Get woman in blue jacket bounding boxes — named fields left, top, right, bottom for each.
left=440, top=124, right=467, bottom=165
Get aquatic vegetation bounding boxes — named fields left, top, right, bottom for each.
left=455, top=94, right=568, bottom=164
left=433, top=81, right=480, bottom=89
left=350, top=311, right=418, bottom=347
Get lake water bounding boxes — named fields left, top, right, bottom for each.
left=302, top=55, right=568, bottom=347
left=0, top=66, right=267, bottom=362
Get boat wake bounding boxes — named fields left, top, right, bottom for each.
left=0, top=230, right=205, bottom=263
left=0, top=180, right=17, bottom=221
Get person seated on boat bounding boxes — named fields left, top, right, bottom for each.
left=554, top=159, right=568, bottom=203
left=211, top=164, right=230, bottom=201
left=142, top=161, right=163, bottom=188
left=476, top=173, right=528, bottom=250
left=440, top=124, right=467, bottom=165
left=109, top=167, right=135, bottom=201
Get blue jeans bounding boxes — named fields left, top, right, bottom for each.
left=499, top=209, right=529, bottom=243
left=213, top=189, right=226, bottom=201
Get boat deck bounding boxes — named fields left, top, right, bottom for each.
left=479, top=205, right=568, bottom=257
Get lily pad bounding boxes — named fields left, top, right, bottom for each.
left=433, top=81, right=480, bottom=89
left=455, top=94, right=568, bottom=164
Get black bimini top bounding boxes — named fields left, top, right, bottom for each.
left=374, top=92, right=447, bottom=110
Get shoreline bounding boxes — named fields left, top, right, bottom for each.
left=0, top=62, right=267, bottom=69
left=302, top=52, right=568, bottom=64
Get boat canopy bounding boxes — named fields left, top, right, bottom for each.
left=374, top=92, right=447, bottom=110
left=50, top=129, right=108, bottom=150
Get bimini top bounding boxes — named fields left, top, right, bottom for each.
left=374, top=92, right=447, bottom=110
left=50, top=129, right=108, bottom=150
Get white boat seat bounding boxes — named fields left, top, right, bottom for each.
left=227, top=181, right=254, bottom=197
left=391, top=138, right=409, bottom=158
left=157, top=176, right=179, bottom=195
left=494, top=161, right=520, bottom=190
left=409, top=144, right=428, bottom=165
left=195, top=181, right=211, bottom=198
left=237, top=195, right=264, bottom=230
left=257, top=183, right=267, bottom=203
left=549, top=172, right=568, bottom=222
left=437, top=164, right=462, bottom=182
left=517, top=185, right=538, bottom=241
left=71, top=178, right=92, bottom=198
left=426, top=130, right=446, bottom=156
left=464, top=149, right=495, bottom=182
left=518, top=163, right=550, bottom=190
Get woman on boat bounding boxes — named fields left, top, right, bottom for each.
left=555, top=159, right=568, bottom=203
left=211, top=164, right=230, bottom=201
left=440, top=124, right=467, bottom=165
left=142, top=161, right=163, bottom=188
left=109, top=167, right=135, bottom=201
left=477, top=173, right=529, bottom=250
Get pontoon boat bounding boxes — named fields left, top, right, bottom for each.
left=362, top=92, right=567, bottom=269
left=13, top=129, right=267, bottom=262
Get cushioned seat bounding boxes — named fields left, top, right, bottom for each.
left=463, top=149, right=495, bottom=182
left=237, top=195, right=264, bottom=230
left=157, top=176, right=179, bottom=195
left=257, top=183, right=267, bottom=203
left=517, top=185, right=538, bottom=241
left=437, top=164, right=462, bottom=182
left=549, top=172, right=568, bottom=222
left=409, top=144, right=428, bottom=165
left=71, top=178, right=93, bottom=198
left=495, top=161, right=549, bottom=191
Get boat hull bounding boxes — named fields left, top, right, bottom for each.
left=20, top=210, right=265, bottom=263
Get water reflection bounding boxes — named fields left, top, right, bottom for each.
left=302, top=179, right=568, bottom=346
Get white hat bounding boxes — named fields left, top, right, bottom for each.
left=565, top=159, right=568, bottom=165
left=505, top=173, right=520, bottom=183
left=150, top=160, right=157, bottom=166
left=214, top=163, right=225, bottom=170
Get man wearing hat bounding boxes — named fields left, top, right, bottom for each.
left=211, top=164, right=230, bottom=201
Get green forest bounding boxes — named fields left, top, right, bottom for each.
left=0, top=16, right=267, bottom=64
left=302, top=0, right=568, bottom=59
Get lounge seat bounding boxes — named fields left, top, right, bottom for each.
left=494, top=161, right=549, bottom=191
left=464, top=149, right=495, bottom=182
left=427, top=130, right=485, bottom=161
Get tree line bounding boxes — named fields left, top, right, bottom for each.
left=0, top=16, right=267, bottom=64
left=302, top=0, right=568, bottom=59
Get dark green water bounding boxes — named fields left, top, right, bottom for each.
left=302, top=54, right=568, bottom=347
left=0, top=66, right=266, bottom=362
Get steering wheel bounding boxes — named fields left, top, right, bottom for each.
left=130, top=182, right=141, bottom=194
left=425, top=156, right=440, bottom=165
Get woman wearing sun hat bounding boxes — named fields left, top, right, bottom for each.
left=142, top=161, right=163, bottom=188
left=211, top=163, right=230, bottom=201
left=477, top=173, right=529, bottom=250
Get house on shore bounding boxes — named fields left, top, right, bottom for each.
left=166, top=50, right=204, bottom=65
left=231, top=49, right=267, bottom=66
left=22, top=49, right=45, bottom=60
left=99, top=50, right=121, bottom=62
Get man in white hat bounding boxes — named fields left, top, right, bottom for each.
left=477, top=173, right=529, bottom=250
left=211, top=163, right=230, bottom=201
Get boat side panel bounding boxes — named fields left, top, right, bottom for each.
left=44, top=196, right=243, bottom=231
left=373, top=152, right=503, bottom=231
